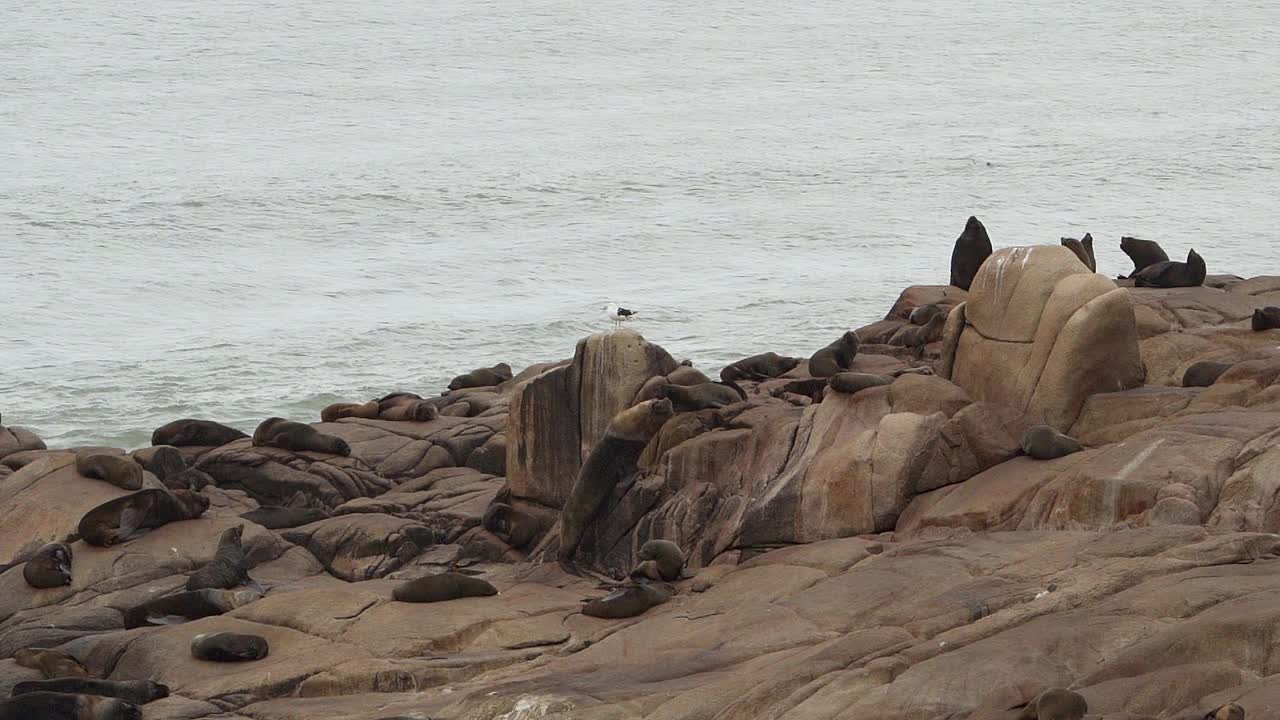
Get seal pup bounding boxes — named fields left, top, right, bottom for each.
left=656, top=382, right=746, bottom=412
left=1017, top=687, right=1087, bottom=720
left=1020, top=425, right=1083, bottom=460
left=10, top=679, right=168, bottom=705
left=252, top=417, right=350, bottom=456
left=320, top=400, right=380, bottom=423
left=807, top=331, right=861, bottom=378
left=908, top=304, right=946, bottom=326
left=190, top=632, right=269, bottom=662
left=482, top=503, right=538, bottom=549
left=634, top=539, right=685, bottom=581
left=1182, top=361, right=1233, bottom=388
left=13, top=648, right=90, bottom=678
left=582, top=583, right=672, bottom=619
left=74, top=452, right=143, bottom=491
left=827, top=372, right=890, bottom=395
left=186, top=525, right=264, bottom=593
left=392, top=572, right=498, bottom=603
left=559, top=398, right=674, bottom=564
left=1252, top=306, right=1280, bottom=331
left=1203, top=703, right=1245, bottom=720
left=22, top=542, right=72, bottom=589
left=150, top=419, right=247, bottom=448
left=122, top=588, right=263, bottom=629
left=950, top=215, right=993, bottom=291
left=1118, top=236, right=1170, bottom=278
left=0, top=693, right=141, bottom=720
left=448, top=363, right=513, bottom=391
left=720, top=352, right=802, bottom=383
left=1132, top=248, right=1206, bottom=288
left=1060, top=234, right=1096, bottom=272
left=240, top=506, right=330, bottom=530
left=78, top=489, right=209, bottom=547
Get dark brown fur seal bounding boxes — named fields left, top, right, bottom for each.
left=582, top=583, right=672, bottom=619
left=719, top=352, right=802, bottom=383
left=320, top=400, right=380, bottom=423
left=377, top=396, right=439, bottom=422
left=122, top=588, right=262, bottom=629
left=13, top=648, right=90, bottom=679
left=10, top=679, right=168, bottom=705
left=807, top=331, right=861, bottom=378
left=190, top=632, right=269, bottom=662
left=908, top=304, right=946, bottom=326
left=0, top=693, right=141, bottom=720
left=240, top=506, right=330, bottom=529
left=150, top=419, right=247, bottom=448
left=827, top=372, right=890, bottom=395
left=1204, top=703, right=1245, bottom=720
left=1118, top=236, right=1170, bottom=278
left=779, top=378, right=829, bottom=403
left=448, top=363, right=513, bottom=391
left=1060, top=233, right=1096, bottom=272
left=950, top=215, right=993, bottom=291
left=482, top=503, right=538, bottom=549
left=1252, top=306, right=1280, bottom=331
left=634, top=539, right=685, bottom=581
left=888, top=313, right=947, bottom=356
left=1020, top=425, right=1083, bottom=460
left=1017, top=687, right=1087, bottom=720
left=252, top=417, right=350, bottom=456
left=656, top=382, right=746, bottom=412
left=187, top=525, right=263, bottom=592
left=129, top=445, right=185, bottom=482
left=78, top=489, right=209, bottom=547
left=75, top=452, right=142, bottom=491
left=1132, top=248, right=1206, bottom=288
left=392, top=572, right=498, bottom=603
left=558, top=399, right=674, bottom=564
left=22, top=542, right=72, bottom=589
left=1182, top=361, right=1233, bottom=388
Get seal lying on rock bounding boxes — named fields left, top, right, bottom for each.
left=908, top=304, right=946, bottom=326
left=1252, top=306, right=1280, bottom=331
left=1017, top=687, right=1087, bottom=720
left=22, top=542, right=72, bottom=589
left=13, top=648, right=90, bottom=678
left=778, top=378, right=828, bottom=403
left=130, top=445, right=186, bottom=482
left=1060, top=233, right=1096, bottom=272
left=10, top=679, right=169, bottom=705
left=320, top=400, right=380, bottom=423
left=448, top=363, right=513, bottom=391
left=1203, top=703, right=1246, bottom=720
left=719, top=352, right=802, bottom=383
left=122, top=588, right=262, bottom=629
left=950, top=215, right=993, bottom=291
left=559, top=399, right=674, bottom=564
left=827, top=372, right=890, bottom=395
left=807, top=331, right=860, bottom=378
left=75, top=452, right=143, bottom=491
left=191, top=632, right=269, bottom=662
left=1020, top=425, right=1083, bottom=460
left=888, top=313, right=947, bottom=356
left=150, top=419, right=247, bottom=448
left=656, top=382, right=746, bottom=412
left=0, top=692, right=141, bottom=720
left=482, top=503, right=538, bottom=549
left=1132, top=248, right=1206, bottom=288
left=583, top=583, right=673, bottom=619
left=392, top=572, right=498, bottom=603
left=1183, top=361, right=1233, bottom=388
left=252, top=417, right=350, bottom=456
left=1118, top=236, right=1170, bottom=279
left=187, top=525, right=263, bottom=593
left=630, top=540, right=685, bottom=581
left=240, top=506, right=330, bottom=529
left=78, top=489, right=209, bottom=547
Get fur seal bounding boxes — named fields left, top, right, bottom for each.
left=719, top=352, right=802, bottom=383
left=122, top=588, right=263, bottom=629
left=150, top=419, right=247, bottom=448
left=1182, top=361, right=1233, bottom=388
left=807, top=331, right=861, bottom=378
left=779, top=378, right=829, bottom=403
left=908, top=304, right=946, bottom=326
left=251, top=417, right=350, bottom=456
left=1017, top=687, right=1087, bottom=720
left=634, top=539, right=685, bottom=581
left=582, top=583, right=672, bottom=619
left=1203, top=703, right=1245, bottom=720
left=190, top=632, right=269, bottom=662
left=129, top=445, right=186, bottom=482
left=320, top=400, right=380, bottom=423
left=1020, top=425, right=1083, bottom=460
left=558, top=399, right=674, bottom=564
left=1252, top=306, right=1280, bottom=331
left=74, top=452, right=143, bottom=491
left=888, top=313, right=947, bottom=356
left=950, top=215, right=993, bottom=291
left=666, top=364, right=710, bottom=386
left=656, top=382, right=745, bottom=412
left=22, top=542, right=72, bottom=589
left=392, top=572, right=498, bottom=603
left=1118, top=236, right=1170, bottom=278
left=0, top=693, right=141, bottom=720
left=78, top=488, right=209, bottom=547
left=482, top=503, right=538, bottom=549
left=1132, top=248, right=1206, bottom=288
left=13, top=648, right=90, bottom=678
left=10, top=679, right=168, bottom=705
left=1060, top=234, right=1096, bottom=272
left=448, top=363, right=513, bottom=391
left=377, top=396, right=439, bottom=422
left=240, top=506, right=330, bottom=529
left=187, top=525, right=263, bottom=592
left=827, top=372, right=890, bottom=395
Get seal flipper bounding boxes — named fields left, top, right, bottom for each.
left=146, top=613, right=190, bottom=626
left=242, top=575, right=267, bottom=594
left=116, top=494, right=155, bottom=543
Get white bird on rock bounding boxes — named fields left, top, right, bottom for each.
left=603, top=304, right=637, bottom=330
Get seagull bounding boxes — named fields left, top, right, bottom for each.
left=603, top=304, right=636, bottom=329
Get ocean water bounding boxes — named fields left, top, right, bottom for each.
left=2, top=0, right=1277, bottom=448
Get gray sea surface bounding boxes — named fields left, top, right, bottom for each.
left=2, top=0, right=1278, bottom=447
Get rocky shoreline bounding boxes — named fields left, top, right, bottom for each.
left=4, top=231, right=1280, bottom=719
